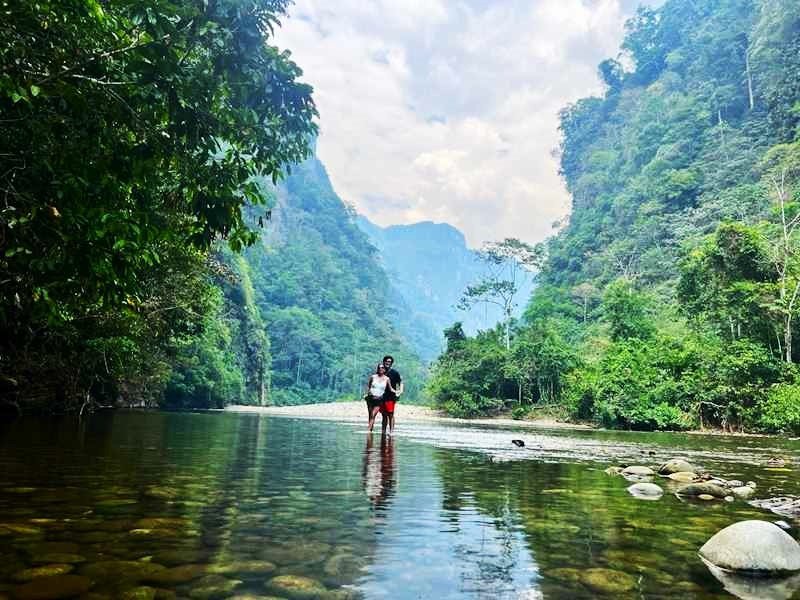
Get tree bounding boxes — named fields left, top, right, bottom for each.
left=458, top=239, right=542, bottom=349
left=759, top=142, right=800, bottom=362
left=601, top=278, right=654, bottom=342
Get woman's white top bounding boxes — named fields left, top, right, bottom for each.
left=369, top=375, right=389, bottom=398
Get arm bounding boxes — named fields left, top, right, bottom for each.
left=364, top=375, right=373, bottom=396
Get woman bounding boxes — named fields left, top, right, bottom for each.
left=364, top=363, right=395, bottom=433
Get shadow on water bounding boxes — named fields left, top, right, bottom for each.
left=0, top=412, right=799, bottom=598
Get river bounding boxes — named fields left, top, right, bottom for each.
left=1, top=411, right=799, bottom=599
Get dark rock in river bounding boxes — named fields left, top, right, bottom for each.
left=12, top=574, right=92, bottom=599
left=676, top=483, right=728, bottom=499
left=700, top=520, right=800, bottom=573
left=511, top=439, right=525, bottom=447
left=658, top=458, right=696, bottom=475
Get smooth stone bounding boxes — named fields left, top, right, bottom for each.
left=622, top=466, right=655, bottom=476
left=732, top=486, right=756, bottom=500
left=12, top=575, right=92, bottom=599
left=188, top=575, right=242, bottom=599
left=151, top=549, right=209, bottom=566
left=667, top=472, right=698, bottom=483
left=700, top=520, right=800, bottom=573
left=676, top=483, right=728, bottom=498
left=579, top=568, right=637, bottom=594
left=206, top=561, right=275, bottom=576
left=698, top=494, right=716, bottom=501
left=120, top=587, right=157, bottom=600
left=265, top=574, right=327, bottom=599
left=627, top=483, right=663, bottom=500
left=726, top=480, right=745, bottom=488
left=750, top=497, right=800, bottom=519
left=11, top=565, right=73, bottom=583
left=144, top=564, right=207, bottom=585
left=658, top=459, right=696, bottom=475
left=776, top=521, right=792, bottom=530
left=80, top=560, right=167, bottom=582
left=603, top=467, right=623, bottom=475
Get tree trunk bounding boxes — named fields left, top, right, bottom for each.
left=745, top=49, right=755, bottom=111
left=786, top=316, right=793, bottom=364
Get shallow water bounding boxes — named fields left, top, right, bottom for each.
left=1, top=412, right=799, bottom=599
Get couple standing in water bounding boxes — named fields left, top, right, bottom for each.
left=364, top=355, right=403, bottom=435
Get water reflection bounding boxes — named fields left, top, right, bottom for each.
left=0, top=412, right=798, bottom=599
left=362, top=433, right=396, bottom=509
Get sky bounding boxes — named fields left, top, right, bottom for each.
left=274, top=0, right=660, bottom=248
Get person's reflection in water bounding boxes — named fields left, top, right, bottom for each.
left=362, top=433, right=396, bottom=510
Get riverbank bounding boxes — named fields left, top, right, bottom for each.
left=224, top=401, right=592, bottom=430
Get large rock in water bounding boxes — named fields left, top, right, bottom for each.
left=699, top=520, right=800, bottom=573
left=676, top=483, right=728, bottom=499
left=658, top=458, right=696, bottom=475
left=622, top=466, right=655, bottom=476
left=627, top=483, right=663, bottom=500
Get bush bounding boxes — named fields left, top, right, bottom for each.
left=757, top=384, right=800, bottom=434
left=443, top=394, right=503, bottom=418
left=511, top=405, right=531, bottom=420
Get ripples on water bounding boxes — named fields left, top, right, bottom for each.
left=0, top=411, right=799, bottom=599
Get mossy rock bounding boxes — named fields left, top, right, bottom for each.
left=143, top=487, right=180, bottom=500
left=227, top=596, right=285, bottom=600
left=80, top=560, right=167, bottom=582
left=23, top=543, right=80, bottom=556
left=151, top=549, right=209, bottom=566
left=11, top=565, right=74, bottom=583
left=95, top=499, right=138, bottom=508
left=206, top=561, right=276, bottom=577
left=265, top=574, right=327, bottom=599
left=187, top=575, right=242, bottom=599
left=543, top=568, right=582, bottom=583
left=143, top=564, right=208, bottom=585
left=322, top=554, right=366, bottom=585
left=127, top=528, right=182, bottom=539
left=12, top=574, right=92, bottom=599
left=119, top=587, right=157, bottom=600
left=580, top=568, right=637, bottom=594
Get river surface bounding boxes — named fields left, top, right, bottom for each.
left=1, top=411, right=800, bottom=599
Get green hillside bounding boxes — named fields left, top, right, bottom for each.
left=427, top=0, right=800, bottom=431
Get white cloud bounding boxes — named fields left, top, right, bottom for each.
left=274, top=0, right=661, bottom=247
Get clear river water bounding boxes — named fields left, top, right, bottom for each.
left=1, top=411, right=800, bottom=599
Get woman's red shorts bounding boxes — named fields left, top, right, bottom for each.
left=381, top=399, right=396, bottom=414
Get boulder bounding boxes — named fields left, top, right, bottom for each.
left=622, top=466, right=655, bottom=476
left=265, top=575, right=327, bottom=599
left=731, top=486, right=756, bottom=500
left=676, top=483, right=728, bottom=499
left=667, top=472, right=698, bottom=483
left=627, top=483, right=664, bottom=500
left=579, top=568, right=637, bottom=594
left=699, top=520, right=800, bottom=573
left=658, top=459, right=696, bottom=475
left=749, top=497, right=800, bottom=519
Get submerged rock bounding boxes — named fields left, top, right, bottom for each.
left=627, top=483, right=663, bottom=500
left=579, top=568, right=637, bottom=594
left=658, top=459, right=696, bottom=475
left=704, top=559, right=800, bottom=600
left=188, top=575, right=242, bottom=599
left=206, top=560, right=275, bottom=577
left=12, top=574, right=92, bottom=599
left=699, top=520, right=800, bottom=573
left=143, top=564, right=207, bottom=585
left=11, top=565, right=73, bottom=583
left=119, top=587, right=157, bottom=600
left=265, top=574, right=327, bottom=599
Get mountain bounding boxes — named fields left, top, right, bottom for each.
left=357, top=217, right=534, bottom=361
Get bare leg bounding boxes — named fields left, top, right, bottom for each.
left=369, top=405, right=381, bottom=432
left=380, top=410, right=388, bottom=436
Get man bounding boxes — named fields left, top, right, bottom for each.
left=380, top=355, right=403, bottom=434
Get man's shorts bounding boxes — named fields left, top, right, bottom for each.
left=381, top=399, right=396, bottom=414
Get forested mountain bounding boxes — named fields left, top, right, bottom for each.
left=165, top=156, right=426, bottom=408
left=427, top=0, right=800, bottom=432
left=357, top=218, right=535, bottom=362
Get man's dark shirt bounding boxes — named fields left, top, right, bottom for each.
left=384, top=368, right=402, bottom=400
